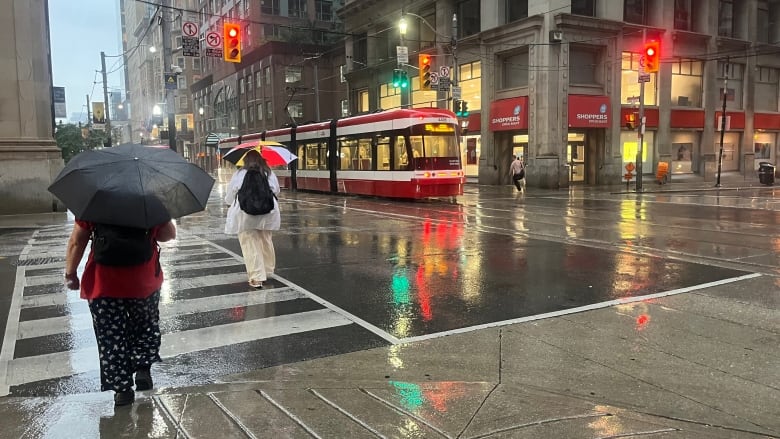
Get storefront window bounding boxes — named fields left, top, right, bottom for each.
left=621, top=131, right=655, bottom=174
left=621, top=52, right=657, bottom=106
left=458, top=61, right=481, bottom=111
left=671, top=59, right=704, bottom=107
left=379, top=83, right=401, bottom=110
left=753, top=132, right=776, bottom=170
left=716, top=132, right=740, bottom=171
left=671, top=132, right=700, bottom=174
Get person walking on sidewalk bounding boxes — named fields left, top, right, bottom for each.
left=224, top=149, right=281, bottom=289
left=64, top=219, right=177, bottom=406
left=509, top=155, right=526, bottom=191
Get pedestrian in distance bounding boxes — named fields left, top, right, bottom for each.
left=224, top=149, right=281, bottom=289
left=510, top=155, right=526, bottom=191
left=64, top=219, right=177, bottom=407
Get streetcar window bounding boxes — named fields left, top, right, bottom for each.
left=318, top=143, right=327, bottom=170
left=409, top=134, right=458, bottom=158
left=339, top=138, right=355, bottom=169
left=297, top=144, right=306, bottom=167
left=340, top=137, right=373, bottom=170
left=305, top=143, right=320, bottom=169
left=394, top=136, right=409, bottom=170
left=357, top=138, right=372, bottom=170
left=377, top=137, right=391, bottom=170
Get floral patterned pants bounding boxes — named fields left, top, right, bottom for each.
left=88, top=290, right=162, bottom=392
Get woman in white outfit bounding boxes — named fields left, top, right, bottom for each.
left=224, top=150, right=281, bottom=288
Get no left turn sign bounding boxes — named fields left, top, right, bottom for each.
left=206, top=32, right=222, bottom=48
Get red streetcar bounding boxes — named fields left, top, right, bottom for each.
left=219, top=108, right=464, bottom=199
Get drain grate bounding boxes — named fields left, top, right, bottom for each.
left=14, top=257, right=64, bottom=266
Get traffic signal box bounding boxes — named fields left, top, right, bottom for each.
left=624, top=112, right=637, bottom=129
left=419, top=54, right=432, bottom=91
left=643, top=40, right=659, bottom=73
left=392, top=69, right=408, bottom=89
left=454, top=100, right=469, bottom=117
left=224, top=23, right=241, bottom=63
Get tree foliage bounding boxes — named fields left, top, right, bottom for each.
left=55, top=123, right=109, bottom=163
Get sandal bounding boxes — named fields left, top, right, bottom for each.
left=248, top=280, right=263, bottom=289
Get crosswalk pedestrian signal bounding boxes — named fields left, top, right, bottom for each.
left=455, top=100, right=469, bottom=117
left=419, top=54, right=432, bottom=90
left=624, top=112, right=637, bottom=129
left=223, top=23, right=241, bottom=63
left=643, top=40, right=659, bottom=73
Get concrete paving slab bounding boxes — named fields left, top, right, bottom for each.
left=259, top=388, right=377, bottom=438
left=210, top=390, right=314, bottom=438
left=658, top=291, right=780, bottom=334
left=501, top=316, right=780, bottom=436
left=157, top=393, right=246, bottom=438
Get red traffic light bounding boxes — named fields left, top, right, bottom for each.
left=643, top=40, right=660, bottom=73
left=223, top=23, right=241, bottom=63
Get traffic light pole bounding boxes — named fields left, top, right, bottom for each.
left=100, top=51, right=112, bottom=147
left=636, top=29, right=646, bottom=193
left=451, top=14, right=458, bottom=113
left=161, top=0, right=176, bottom=151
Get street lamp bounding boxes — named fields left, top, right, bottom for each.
left=198, top=106, right=204, bottom=116
left=152, top=104, right=162, bottom=115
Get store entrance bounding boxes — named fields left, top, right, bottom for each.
left=567, top=133, right=586, bottom=183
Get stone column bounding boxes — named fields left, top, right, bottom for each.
left=0, top=0, right=64, bottom=214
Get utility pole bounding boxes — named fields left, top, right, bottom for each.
left=313, top=59, right=320, bottom=121
left=451, top=13, right=458, bottom=112
left=100, top=51, right=112, bottom=147
left=161, top=0, right=177, bottom=151
left=716, top=57, right=729, bottom=187
left=399, top=19, right=409, bottom=109
left=85, top=94, right=91, bottom=126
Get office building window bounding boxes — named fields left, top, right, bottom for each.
left=718, top=0, right=735, bottom=37
left=508, top=0, right=528, bottom=22
left=261, top=0, right=280, bottom=15
left=246, top=74, right=252, bottom=91
left=178, top=76, right=187, bottom=89
left=755, top=67, right=779, bottom=112
left=621, top=52, right=657, bottom=105
left=288, top=101, right=303, bottom=118
left=241, top=108, right=246, bottom=124
left=501, top=50, right=528, bottom=89
left=193, top=58, right=201, bottom=70
left=289, top=0, right=306, bottom=17
left=266, top=101, right=273, bottom=120
left=176, top=57, right=185, bottom=69
left=248, top=105, right=253, bottom=123
left=671, top=58, right=703, bottom=107
left=717, top=62, right=743, bottom=110
left=624, top=0, right=647, bottom=25
left=239, top=78, right=245, bottom=94
left=316, top=0, right=333, bottom=21
left=341, top=99, right=349, bottom=117
left=570, top=46, right=601, bottom=85
left=457, top=0, right=481, bottom=37
left=285, top=66, right=302, bottom=83
left=459, top=61, right=482, bottom=111
left=353, top=33, right=368, bottom=66
left=572, top=0, right=596, bottom=16
left=379, top=83, right=401, bottom=110
left=265, top=66, right=271, bottom=85
left=358, top=89, right=369, bottom=113
left=256, top=103, right=263, bottom=120
left=179, top=96, right=188, bottom=109
left=256, top=71, right=262, bottom=87
left=674, top=0, right=691, bottom=30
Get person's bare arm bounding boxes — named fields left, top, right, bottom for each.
left=64, top=223, right=90, bottom=289
left=156, top=220, right=177, bottom=242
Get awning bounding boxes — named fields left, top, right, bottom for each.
left=205, top=133, right=223, bottom=148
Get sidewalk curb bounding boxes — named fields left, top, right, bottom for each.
left=0, top=212, right=68, bottom=229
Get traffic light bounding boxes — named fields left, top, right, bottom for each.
left=643, top=40, right=659, bottom=73
left=223, top=22, right=241, bottom=63
left=392, top=69, right=402, bottom=88
left=400, top=70, right=409, bottom=88
left=453, top=99, right=461, bottom=115
left=419, top=54, right=432, bottom=90
left=454, top=100, right=469, bottom=117
left=624, top=112, right=637, bottom=129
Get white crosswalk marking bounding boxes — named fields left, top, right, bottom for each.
left=0, top=226, right=381, bottom=396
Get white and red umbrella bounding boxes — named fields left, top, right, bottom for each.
left=223, top=140, right=297, bottom=167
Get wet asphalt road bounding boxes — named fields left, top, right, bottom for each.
left=1, top=176, right=778, bottom=397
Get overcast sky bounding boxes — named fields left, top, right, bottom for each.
left=49, top=0, right=124, bottom=122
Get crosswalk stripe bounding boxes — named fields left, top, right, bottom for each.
left=7, top=309, right=351, bottom=386
left=17, top=287, right=306, bottom=339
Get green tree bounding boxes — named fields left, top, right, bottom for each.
left=54, top=123, right=109, bottom=163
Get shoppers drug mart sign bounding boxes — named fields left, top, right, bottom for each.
left=568, top=95, right=611, bottom=128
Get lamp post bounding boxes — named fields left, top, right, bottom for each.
left=398, top=15, right=409, bottom=108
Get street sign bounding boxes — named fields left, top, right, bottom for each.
left=437, top=77, right=450, bottom=92
left=182, top=36, right=200, bottom=57
left=638, top=73, right=651, bottom=83
left=182, top=21, right=198, bottom=37
left=439, top=65, right=450, bottom=78
left=53, top=86, right=66, bottom=118
left=205, top=31, right=223, bottom=58
left=164, top=73, right=178, bottom=90
left=429, top=72, right=439, bottom=85
left=451, top=85, right=461, bottom=100
left=396, top=46, right=408, bottom=64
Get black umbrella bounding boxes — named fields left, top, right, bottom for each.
left=48, top=143, right=215, bottom=228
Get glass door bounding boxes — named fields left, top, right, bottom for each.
left=567, top=132, right=586, bottom=183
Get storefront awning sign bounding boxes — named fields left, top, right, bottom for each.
left=489, top=97, right=528, bottom=131
left=568, top=95, right=610, bottom=128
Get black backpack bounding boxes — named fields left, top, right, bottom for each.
left=237, top=169, right=276, bottom=215
left=91, top=224, right=155, bottom=266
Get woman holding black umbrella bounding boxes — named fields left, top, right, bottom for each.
left=64, top=220, right=176, bottom=406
